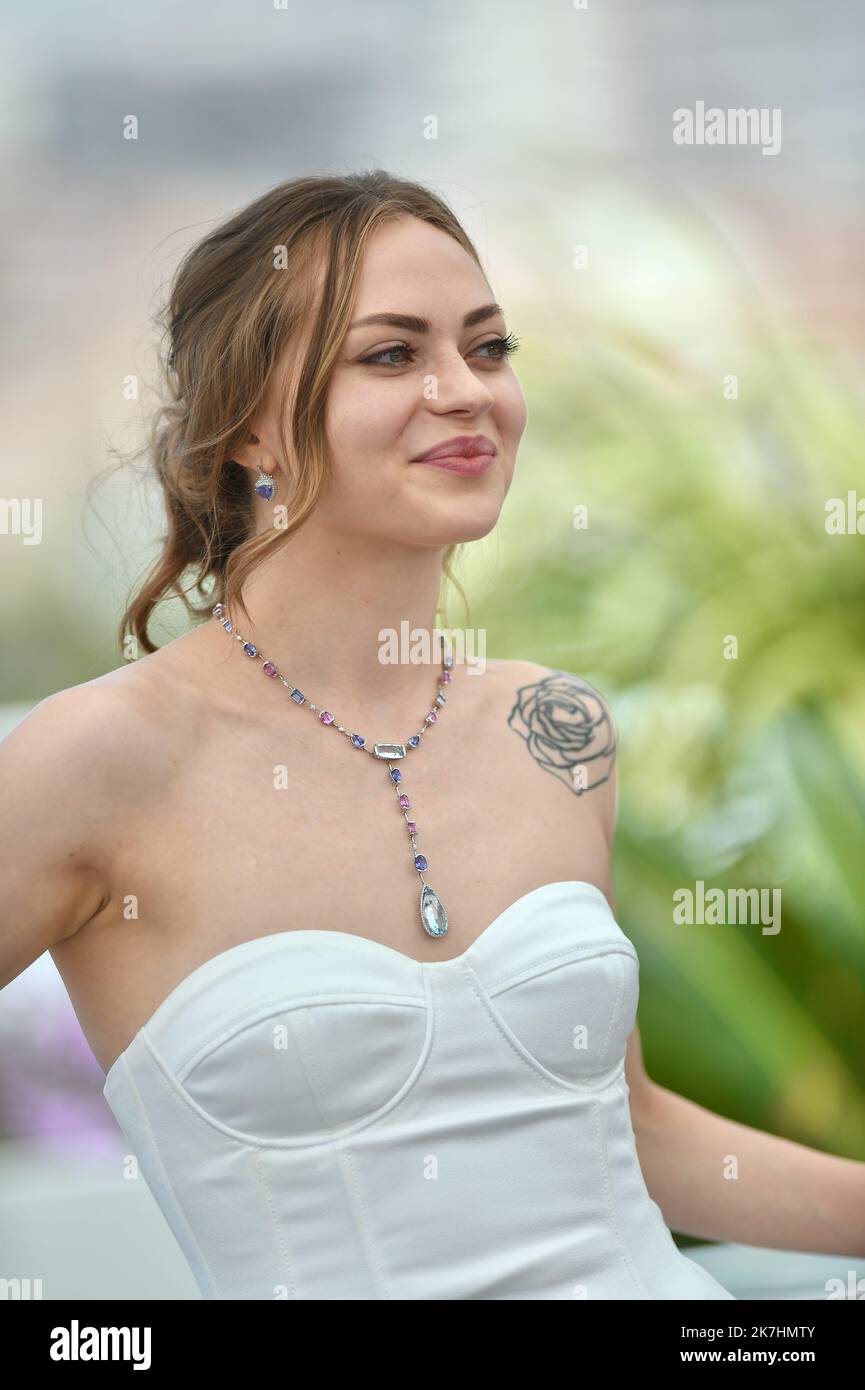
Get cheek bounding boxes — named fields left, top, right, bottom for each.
left=326, top=374, right=415, bottom=453
left=496, top=374, right=528, bottom=440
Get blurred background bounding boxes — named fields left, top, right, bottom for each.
left=1, top=0, right=863, bottom=1298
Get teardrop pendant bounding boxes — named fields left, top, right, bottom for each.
left=420, top=884, right=449, bottom=938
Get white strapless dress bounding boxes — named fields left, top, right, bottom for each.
left=102, top=880, right=736, bottom=1300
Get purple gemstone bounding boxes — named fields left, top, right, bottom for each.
left=442, top=671, right=452, bottom=684
left=255, top=478, right=274, bottom=501
left=390, top=768, right=402, bottom=784
left=243, top=642, right=258, bottom=658
left=351, top=733, right=365, bottom=747
left=425, top=711, right=437, bottom=723
left=407, top=820, right=417, bottom=834
left=262, top=661, right=278, bottom=677
left=398, top=794, right=410, bottom=809
left=222, top=619, right=233, bottom=633
left=319, top=710, right=334, bottom=724
left=414, top=853, right=428, bottom=871
left=408, top=735, right=420, bottom=747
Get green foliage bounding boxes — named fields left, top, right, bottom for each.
left=465, top=306, right=865, bottom=1155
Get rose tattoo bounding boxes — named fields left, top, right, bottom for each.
left=507, top=671, right=615, bottom=794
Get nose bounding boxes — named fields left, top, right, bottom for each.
left=424, top=352, right=496, bottom=416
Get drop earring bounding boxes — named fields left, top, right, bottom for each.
left=254, top=465, right=276, bottom=502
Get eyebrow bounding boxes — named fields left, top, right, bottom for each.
left=347, top=302, right=505, bottom=334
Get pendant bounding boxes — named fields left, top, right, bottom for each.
left=421, top=884, right=449, bottom=938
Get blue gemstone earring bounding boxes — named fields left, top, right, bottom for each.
left=254, top=465, right=276, bottom=502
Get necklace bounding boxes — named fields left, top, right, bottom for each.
left=211, top=602, right=453, bottom=939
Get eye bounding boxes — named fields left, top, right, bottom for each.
left=360, top=332, right=520, bottom=370
left=473, top=332, right=521, bottom=362
left=360, top=343, right=418, bottom=367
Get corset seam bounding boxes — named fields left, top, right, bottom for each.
left=462, top=962, right=631, bottom=1098
left=112, top=1050, right=221, bottom=1299
left=293, top=1002, right=346, bottom=1132
left=129, top=984, right=437, bottom=1150
left=176, top=991, right=427, bottom=1086
left=591, top=1089, right=650, bottom=1299
left=248, top=1150, right=300, bottom=1299
left=335, top=1144, right=394, bottom=1299
left=482, top=939, right=639, bottom=994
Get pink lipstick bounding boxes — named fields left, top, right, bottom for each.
left=409, top=434, right=497, bottom=476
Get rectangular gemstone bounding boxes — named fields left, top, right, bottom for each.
left=373, top=742, right=406, bottom=759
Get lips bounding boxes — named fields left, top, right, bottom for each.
left=409, top=435, right=497, bottom=475
left=410, top=434, right=497, bottom=463
left=411, top=454, right=494, bottom=476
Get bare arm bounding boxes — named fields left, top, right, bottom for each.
left=530, top=665, right=865, bottom=1256
left=635, top=1082, right=865, bottom=1258
left=0, top=686, right=117, bottom=988
left=512, top=664, right=653, bottom=1121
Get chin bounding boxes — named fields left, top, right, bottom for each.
left=425, top=505, right=503, bottom=545
left=456, top=511, right=502, bottom=542
left=409, top=477, right=508, bottom=536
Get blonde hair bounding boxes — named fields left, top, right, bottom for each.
left=120, top=170, right=478, bottom=653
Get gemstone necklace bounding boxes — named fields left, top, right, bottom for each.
left=211, top=602, right=453, bottom=939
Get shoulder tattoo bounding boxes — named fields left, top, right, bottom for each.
left=507, top=669, right=616, bottom=795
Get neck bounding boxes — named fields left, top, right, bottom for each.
left=225, top=527, right=452, bottom=724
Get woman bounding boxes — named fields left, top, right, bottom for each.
left=2, top=171, right=863, bottom=1300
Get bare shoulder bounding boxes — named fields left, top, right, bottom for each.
left=0, top=632, right=204, bottom=801
left=0, top=650, right=190, bottom=976
left=10, top=658, right=165, bottom=760
left=483, top=657, right=619, bottom=839
left=4, top=671, right=152, bottom=775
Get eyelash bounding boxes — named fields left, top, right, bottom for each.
left=360, top=332, right=521, bottom=368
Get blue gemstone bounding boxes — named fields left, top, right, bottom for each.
left=390, top=768, right=402, bottom=783
left=435, top=693, right=446, bottom=706
left=443, top=655, right=453, bottom=669
left=243, top=642, right=257, bottom=657
left=414, top=853, right=428, bottom=871
left=255, top=478, right=274, bottom=501
left=351, top=733, right=366, bottom=747
left=421, top=883, right=448, bottom=937
left=408, top=735, right=420, bottom=747
left=223, top=620, right=233, bottom=633
left=290, top=688, right=304, bottom=703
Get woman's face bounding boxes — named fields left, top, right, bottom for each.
left=296, top=215, right=527, bottom=548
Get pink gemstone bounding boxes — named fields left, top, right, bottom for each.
left=407, top=820, right=417, bottom=834
left=398, top=794, right=410, bottom=809
left=442, top=670, right=452, bottom=683
left=426, top=711, right=437, bottom=723
left=319, top=710, right=334, bottom=724
left=262, top=662, right=278, bottom=677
